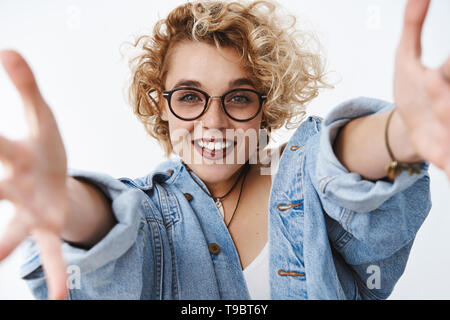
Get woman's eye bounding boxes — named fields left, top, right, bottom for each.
left=233, top=96, right=247, bottom=102
left=179, top=93, right=202, bottom=102
left=229, top=95, right=251, bottom=104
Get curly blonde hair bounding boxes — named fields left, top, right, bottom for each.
left=128, top=0, right=331, bottom=157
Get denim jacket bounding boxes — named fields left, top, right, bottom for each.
left=19, top=97, right=431, bottom=300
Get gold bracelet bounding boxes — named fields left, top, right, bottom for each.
left=385, top=109, right=423, bottom=180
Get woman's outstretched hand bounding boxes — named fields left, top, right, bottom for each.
left=394, top=0, right=450, bottom=178
left=0, top=50, right=69, bottom=299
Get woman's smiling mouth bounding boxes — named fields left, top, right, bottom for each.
left=192, top=138, right=237, bottom=160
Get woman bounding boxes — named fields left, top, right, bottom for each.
left=0, top=0, right=448, bottom=300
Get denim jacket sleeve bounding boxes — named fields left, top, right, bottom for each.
left=307, top=97, right=431, bottom=299
left=19, top=169, right=156, bottom=299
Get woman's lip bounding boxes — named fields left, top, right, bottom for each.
left=192, top=138, right=235, bottom=143
left=192, top=140, right=236, bottom=160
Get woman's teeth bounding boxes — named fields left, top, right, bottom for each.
left=196, top=140, right=233, bottom=150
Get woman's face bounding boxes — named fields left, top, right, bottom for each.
left=163, top=41, right=263, bottom=184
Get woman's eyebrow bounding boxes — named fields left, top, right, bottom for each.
left=171, top=78, right=255, bottom=90
left=172, top=79, right=202, bottom=89
left=229, top=78, right=255, bottom=88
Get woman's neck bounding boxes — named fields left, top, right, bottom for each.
left=205, top=164, right=250, bottom=200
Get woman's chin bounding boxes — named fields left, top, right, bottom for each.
left=186, top=163, right=241, bottom=184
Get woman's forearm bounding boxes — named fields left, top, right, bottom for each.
left=61, top=177, right=117, bottom=249
left=333, top=109, right=423, bottom=181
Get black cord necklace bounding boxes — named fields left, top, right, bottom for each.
left=183, top=161, right=250, bottom=228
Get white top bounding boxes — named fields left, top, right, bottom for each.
left=242, top=241, right=270, bottom=299
left=217, top=202, right=270, bottom=300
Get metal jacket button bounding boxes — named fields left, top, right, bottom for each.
left=184, top=193, right=193, bottom=201
left=208, top=243, right=221, bottom=255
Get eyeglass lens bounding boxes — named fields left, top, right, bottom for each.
left=170, top=89, right=260, bottom=121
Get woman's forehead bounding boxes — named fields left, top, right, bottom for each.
left=164, top=41, right=252, bottom=91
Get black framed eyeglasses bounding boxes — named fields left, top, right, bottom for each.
left=162, top=87, right=267, bottom=122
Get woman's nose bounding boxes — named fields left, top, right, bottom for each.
left=201, top=97, right=229, bottom=129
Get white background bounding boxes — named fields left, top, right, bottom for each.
left=0, top=0, right=449, bottom=299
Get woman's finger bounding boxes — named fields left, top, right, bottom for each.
left=32, top=229, right=68, bottom=300
left=0, top=50, right=45, bottom=106
left=426, top=61, right=450, bottom=126
left=399, top=0, right=431, bottom=61
left=440, top=56, right=450, bottom=83
left=0, top=50, right=48, bottom=137
left=0, top=214, right=28, bottom=262
left=0, top=134, right=15, bottom=163
left=0, top=180, right=14, bottom=202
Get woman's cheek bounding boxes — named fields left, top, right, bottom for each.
left=168, top=122, right=191, bottom=157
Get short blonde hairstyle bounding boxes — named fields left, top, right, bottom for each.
left=128, top=0, right=331, bottom=157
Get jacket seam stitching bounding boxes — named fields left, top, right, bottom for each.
left=345, top=210, right=354, bottom=233
left=299, top=153, right=305, bottom=199
left=149, top=219, right=163, bottom=299
left=166, top=186, right=181, bottom=226
left=168, top=226, right=179, bottom=299
left=142, top=196, right=163, bottom=224
left=155, top=184, right=173, bottom=229
left=334, top=230, right=354, bottom=251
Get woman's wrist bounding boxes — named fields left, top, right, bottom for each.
left=61, top=176, right=115, bottom=249
left=387, top=108, right=423, bottom=163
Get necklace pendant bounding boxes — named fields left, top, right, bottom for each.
left=215, top=198, right=225, bottom=219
